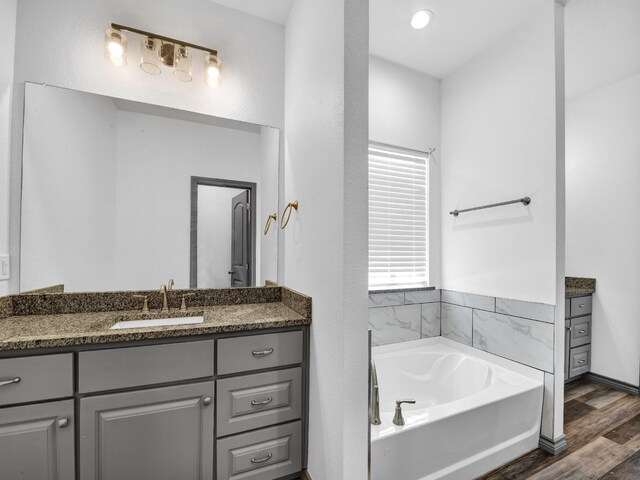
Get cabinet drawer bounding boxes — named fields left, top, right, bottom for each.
left=217, top=367, right=302, bottom=437
left=570, top=296, right=592, bottom=317
left=565, top=299, right=570, bottom=319
left=217, top=331, right=303, bottom=375
left=0, top=399, right=75, bottom=480
left=78, top=340, right=214, bottom=393
left=570, top=316, right=592, bottom=348
left=217, top=421, right=301, bottom=480
left=569, top=345, right=591, bottom=378
left=0, top=354, right=73, bottom=406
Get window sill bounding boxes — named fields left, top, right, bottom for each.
left=368, top=286, right=436, bottom=295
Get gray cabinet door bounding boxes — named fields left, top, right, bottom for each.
left=0, top=399, right=75, bottom=480
left=80, top=381, right=214, bottom=480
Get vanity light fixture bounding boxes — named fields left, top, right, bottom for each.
left=104, top=24, right=222, bottom=87
left=411, top=9, right=434, bottom=30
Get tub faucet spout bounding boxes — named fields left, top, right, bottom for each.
left=393, top=399, right=416, bottom=426
left=370, top=359, right=381, bottom=425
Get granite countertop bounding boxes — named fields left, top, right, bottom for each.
left=566, top=277, right=596, bottom=297
left=0, top=287, right=311, bottom=351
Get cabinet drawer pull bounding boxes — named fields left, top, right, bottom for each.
left=577, top=359, right=586, bottom=364
left=578, top=304, right=585, bottom=308
left=251, top=453, right=273, bottom=464
left=0, top=377, right=21, bottom=388
left=252, top=348, right=274, bottom=357
left=577, top=329, right=586, bottom=334
left=57, top=417, right=69, bottom=428
left=203, top=396, right=212, bottom=406
left=251, top=397, right=273, bottom=406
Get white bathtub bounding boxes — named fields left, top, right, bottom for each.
left=371, top=337, right=544, bottom=480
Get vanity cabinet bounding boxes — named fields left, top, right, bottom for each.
left=0, top=353, right=75, bottom=480
left=0, top=326, right=308, bottom=480
left=79, top=382, right=215, bottom=480
left=565, top=295, right=593, bottom=381
left=0, top=399, right=75, bottom=480
left=216, top=331, right=304, bottom=480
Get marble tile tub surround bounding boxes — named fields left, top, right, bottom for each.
left=368, top=288, right=441, bottom=346
left=441, top=289, right=554, bottom=373
left=0, top=286, right=310, bottom=319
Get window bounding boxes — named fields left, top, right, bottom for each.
left=368, top=143, right=429, bottom=290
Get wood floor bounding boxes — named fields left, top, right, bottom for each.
left=477, top=379, right=640, bottom=480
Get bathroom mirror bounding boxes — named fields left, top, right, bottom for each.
left=19, top=82, right=280, bottom=293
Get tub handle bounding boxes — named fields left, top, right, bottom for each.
left=393, top=398, right=416, bottom=426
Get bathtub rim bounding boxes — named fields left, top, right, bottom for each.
left=373, top=336, right=544, bottom=384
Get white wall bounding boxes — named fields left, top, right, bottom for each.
left=197, top=186, right=245, bottom=288
left=369, top=56, right=441, bottom=286
left=440, top=3, right=565, bottom=443
left=0, top=0, right=17, bottom=296
left=284, top=0, right=369, bottom=477
left=440, top=5, right=559, bottom=305
left=259, top=126, right=280, bottom=285
left=566, top=73, right=640, bottom=387
left=8, top=0, right=285, bottom=293
left=114, top=109, right=262, bottom=290
left=21, top=84, right=118, bottom=292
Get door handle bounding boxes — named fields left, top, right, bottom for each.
left=228, top=271, right=233, bottom=275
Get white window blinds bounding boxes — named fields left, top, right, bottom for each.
left=368, top=143, right=429, bottom=289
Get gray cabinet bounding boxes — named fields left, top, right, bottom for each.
left=565, top=294, right=593, bottom=381
left=79, top=381, right=214, bottom=480
left=0, top=327, right=308, bottom=480
left=0, top=399, right=75, bottom=480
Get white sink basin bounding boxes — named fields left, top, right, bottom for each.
left=110, top=316, right=205, bottom=330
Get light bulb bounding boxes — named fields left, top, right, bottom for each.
left=204, top=53, right=222, bottom=88
left=104, top=28, right=127, bottom=67
left=411, top=10, right=433, bottom=30
left=108, top=41, right=123, bottom=57
left=207, top=65, right=220, bottom=80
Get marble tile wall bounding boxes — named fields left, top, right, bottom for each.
left=369, top=288, right=555, bottom=373
left=441, top=289, right=555, bottom=373
left=368, top=289, right=441, bottom=346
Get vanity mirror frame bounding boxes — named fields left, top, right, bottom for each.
left=17, top=81, right=281, bottom=293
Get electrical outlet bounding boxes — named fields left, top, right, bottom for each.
left=0, top=255, right=9, bottom=280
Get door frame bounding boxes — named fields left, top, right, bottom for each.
left=190, top=176, right=257, bottom=289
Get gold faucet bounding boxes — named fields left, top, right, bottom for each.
left=167, top=279, right=175, bottom=291
left=159, top=284, right=169, bottom=313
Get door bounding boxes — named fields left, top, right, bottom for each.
left=0, top=399, right=75, bottom=480
left=79, top=382, right=214, bottom=480
left=230, top=190, right=251, bottom=287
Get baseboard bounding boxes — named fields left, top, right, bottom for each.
left=539, top=435, right=567, bottom=455
left=300, top=468, right=312, bottom=480
left=583, top=372, right=640, bottom=396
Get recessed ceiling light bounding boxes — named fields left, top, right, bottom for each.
left=411, top=9, right=434, bottom=30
